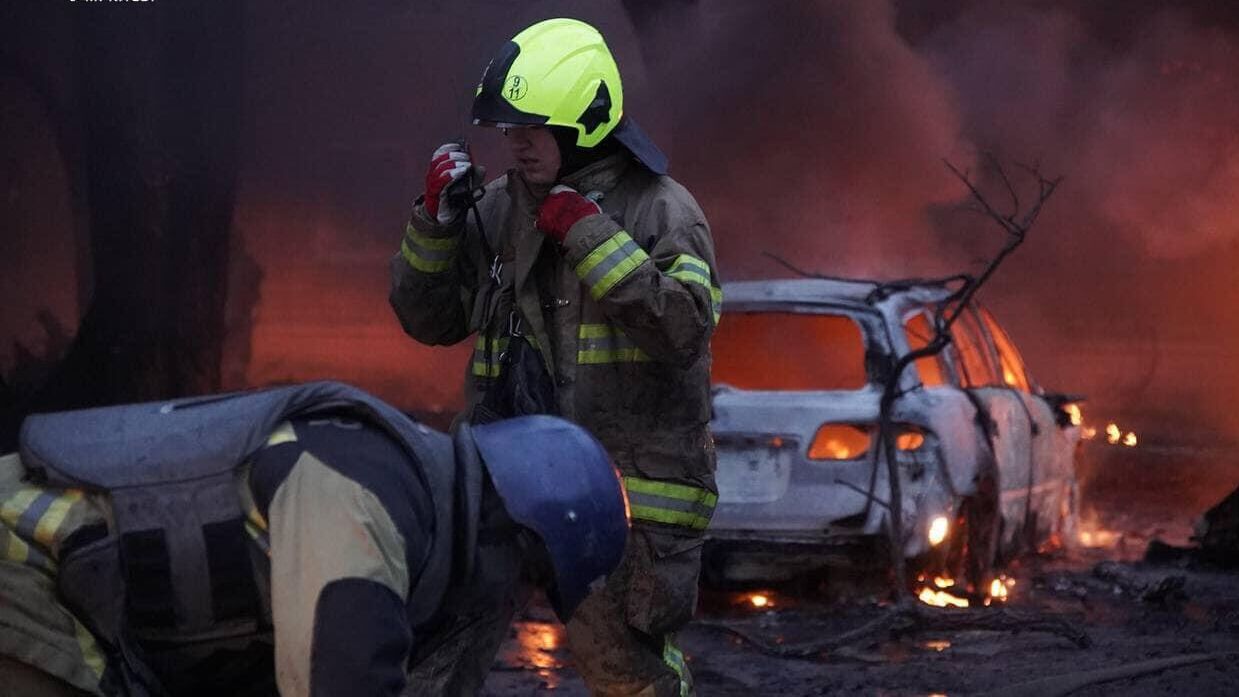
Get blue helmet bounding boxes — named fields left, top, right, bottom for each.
left=457, top=415, right=629, bottom=620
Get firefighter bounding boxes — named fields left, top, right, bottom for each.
left=389, top=18, right=721, bottom=696
left=0, top=380, right=627, bottom=696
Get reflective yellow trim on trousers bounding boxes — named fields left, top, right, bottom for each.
left=622, top=476, right=717, bottom=530
left=575, top=230, right=649, bottom=300
left=663, top=636, right=692, bottom=697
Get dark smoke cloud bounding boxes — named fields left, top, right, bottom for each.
left=645, top=1, right=973, bottom=279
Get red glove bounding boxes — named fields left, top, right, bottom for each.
left=423, top=143, right=473, bottom=225
left=536, top=185, right=602, bottom=244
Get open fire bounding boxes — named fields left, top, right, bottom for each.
left=915, top=574, right=1016, bottom=608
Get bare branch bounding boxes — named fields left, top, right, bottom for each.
left=762, top=252, right=831, bottom=280
left=986, top=151, right=1020, bottom=216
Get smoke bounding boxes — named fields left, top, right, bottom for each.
left=644, top=1, right=972, bottom=279
left=916, top=2, right=1239, bottom=260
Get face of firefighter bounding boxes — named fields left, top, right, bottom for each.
left=504, top=126, right=561, bottom=185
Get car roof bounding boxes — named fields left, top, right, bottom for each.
left=722, top=277, right=959, bottom=313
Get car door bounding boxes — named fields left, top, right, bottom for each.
left=947, top=304, right=1036, bottom=555
left=978, top=308, right=1076, bottom=542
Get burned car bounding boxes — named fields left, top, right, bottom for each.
left=705, top=278, right=1080, bottom=592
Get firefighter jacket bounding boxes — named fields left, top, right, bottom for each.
left=390, top=152, right=723, bottom=537
left=0, top=382, right=486, bottom=697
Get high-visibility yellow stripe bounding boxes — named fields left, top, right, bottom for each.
left=0, top=488, right=40, bottom=529
left=592, top=250, right=646, bottom=299
left=266, top=421, right=298, bottom=446
left=666, top=254, right=712, bottom=288
left=404, top=223, right=458, bottom=251
left=401, top=239, right=453, bottom=273
left=579, top=323, right=614, bottom=339
left=628, top=504, right=712, bottom=530
left=577, top=348, right=650, bottom=364
left=471, top=361, right=503, bottom=378
left=33, top=491, right=83, bottom=548
left=663, top=637, right=691, bottom=697
left=577, top=324, right=650, bottom=364
left=575, top=231, right=649, bottom=300
left=73, top=618, right=106, bottom=680
left=2, top=528, right=55, bottom=573
left=472, top=334, right=509, bottom=378
left=3, top=528, right=29, bottom=564
left=623, top=477, right=719, bottom=506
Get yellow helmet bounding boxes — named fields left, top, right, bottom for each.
left=473, top=18, right=621, bottom=147
left=473, top=18, right=667, bottom=173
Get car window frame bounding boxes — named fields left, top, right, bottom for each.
left=711, top=302, right=889, bottom=391
left=976, top=306, right=1034, bottom=393
left=900, top=307, right=954, bottom=389
left=945, top=303, right=1003, bottom=388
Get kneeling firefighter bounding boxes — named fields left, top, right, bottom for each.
left=0, top=380, right=628, bottom=697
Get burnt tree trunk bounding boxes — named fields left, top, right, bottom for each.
left=36, top=2, right=245, bottom=411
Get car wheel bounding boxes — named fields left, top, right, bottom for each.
left=942, top=472, right=1000, bottom=599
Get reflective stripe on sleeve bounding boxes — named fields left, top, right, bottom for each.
left=577, top=324, right=650, bottom=364
left=622, top=476, right=717, bottom=530
left=663, top=254, right=722, bottom=325
left=400, top=223, right=458, bottom=273
left=1, top=526, right=55, bottom=573
left=665, top=254, right=711, bottom=288
left=574, top=230, right=649, bottom=300
left=2, top=488, right=84, bottom=552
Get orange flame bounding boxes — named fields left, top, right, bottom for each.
left=918, top=586, right=969, bottom=608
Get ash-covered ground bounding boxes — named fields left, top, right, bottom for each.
left=483, top=444, right=1239, bottom=696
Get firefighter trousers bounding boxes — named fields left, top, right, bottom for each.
left=565, top=527, right=702, bottom=697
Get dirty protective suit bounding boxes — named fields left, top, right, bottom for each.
left=0, top=381, right=626, bottom=697
left=390, top=146, right=722, bottom=696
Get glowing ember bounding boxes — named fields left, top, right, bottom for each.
left=1099, top=421, right=1139, bottom=448
left=1065, top=403, right=1083, bottom=427
left=922, top=639, right=951, bottom=652
left=918, top=586, right=969, bottom=608
left=1105, top=423, right=1122, bottom=444
left=748, top=593, right=772, bottom=609
left=928, top=516, right=950, bottom=547
left=1078, top=516, right=1121, bottom=548
left=1082, top=426, right=1098, bottom=440
left=933, top=576, right=955, bottom=589
left=989, top=578, right=1009, bottom=602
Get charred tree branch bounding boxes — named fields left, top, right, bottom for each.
left=877, top=157, right=1060, bottom=608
